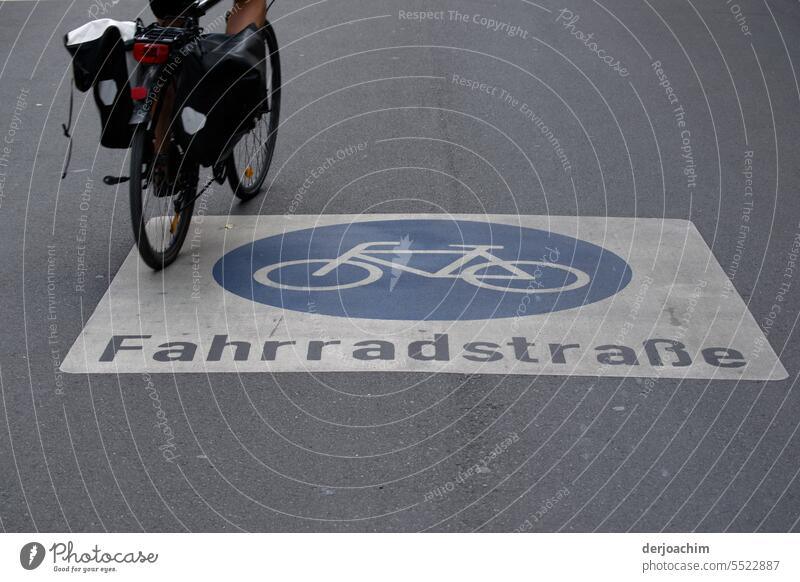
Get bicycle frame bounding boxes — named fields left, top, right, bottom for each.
left=194, top=0, right=225, bottom=17
left=254, top=240, right=592, bottom=293
left=314, top=242, right=536, bottom=281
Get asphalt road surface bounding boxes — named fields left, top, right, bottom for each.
left=1, top=0, right=800, bottom=532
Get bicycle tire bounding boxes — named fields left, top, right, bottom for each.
left=227, top=21, right=281, bottom=201
left=129, top=128, right=195, bottom=270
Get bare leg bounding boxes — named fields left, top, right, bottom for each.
left=227, top=0, right=266, bottom=34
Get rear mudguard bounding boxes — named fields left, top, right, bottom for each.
left=128, top=64, right=169, bottom=128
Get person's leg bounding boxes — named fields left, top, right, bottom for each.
left=226, top=0, right=266, bottom=34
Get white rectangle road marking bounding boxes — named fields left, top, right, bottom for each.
left=62, top=214, right=787, bottom=380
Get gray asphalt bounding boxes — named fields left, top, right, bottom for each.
left=1, top=0, right=799, bottom=532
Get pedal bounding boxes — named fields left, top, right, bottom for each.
left=103, top=175, right=130, bottom=185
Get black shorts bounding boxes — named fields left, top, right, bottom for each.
left=149, top=0, right=196, bottom=19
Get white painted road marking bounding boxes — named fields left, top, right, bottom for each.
left=62, top=214, right=787, bottom=379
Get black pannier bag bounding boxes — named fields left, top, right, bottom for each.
left=174, top=24, right=266, bottom=167
left=64, top=19, right=137, bottom=149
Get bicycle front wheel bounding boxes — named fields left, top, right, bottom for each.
left=129, top=128, right=195, bottom=270
left=227, top=21, right=281, bottom=201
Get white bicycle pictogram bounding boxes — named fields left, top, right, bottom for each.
left=253, top=242, right=592, bottom=293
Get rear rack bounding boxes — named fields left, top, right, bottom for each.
left=134, top=23, right=196, bottom=46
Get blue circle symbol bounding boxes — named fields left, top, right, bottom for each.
left=212, top=219, right=633, bottom=320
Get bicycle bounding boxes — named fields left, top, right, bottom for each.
left=253, top=242, right=592, bottom=293
left=128, top=0, right=281, bottom=270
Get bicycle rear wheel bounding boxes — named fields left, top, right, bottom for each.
left=129, top=128, right=195, bottom=270
left=227, top=21, right=281, bottom=201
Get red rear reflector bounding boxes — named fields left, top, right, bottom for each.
left=133, top=43, right=170, bottom=64
left=131, top=86, right=148, bottom=101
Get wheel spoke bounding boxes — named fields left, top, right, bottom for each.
left=137, top=146, right=189, bottom=255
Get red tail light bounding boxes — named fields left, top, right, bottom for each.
left=130, top=86, right=148, bottom=101
left=133, top=43, right=170, bottom=65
